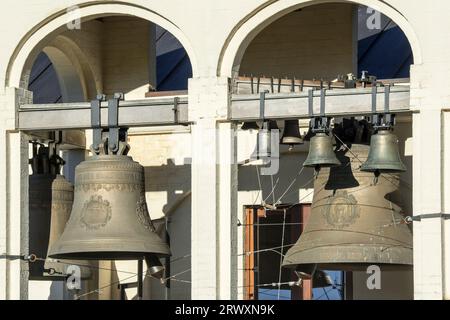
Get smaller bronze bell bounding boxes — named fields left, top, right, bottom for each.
left=145, top=255, right=165, bottom=280
left=303, top=132, right=341, bottom=168
left=361, top=129, right=406, bottom=173
left=28, top=145, right=91, bottom=280
left=281, top=120, right=303, bottom=149
left=241, top=121, right=259, bottom=131
left=250, top=120, right=278, bottom=161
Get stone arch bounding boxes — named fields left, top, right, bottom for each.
left=41, top=34, right=99, bottom=102
left=6, top=1, right=198, bottom=88
left=217, top=0, right=422, bottom=78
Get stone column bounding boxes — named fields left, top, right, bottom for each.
left=411, top=64, right=447, bottom=299
left=0, top=87, right=31, bottom=299
left=189, top=77, right=238, bottom=299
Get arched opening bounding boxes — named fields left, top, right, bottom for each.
left=25, top=16, right=193, bottom=102
left=231, top=2, right=415, bottom=301
left=235, top=3, right=413, bottom=82
left=21, top=8, right=194, bottom=301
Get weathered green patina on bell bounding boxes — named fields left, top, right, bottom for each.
left=281, top=120, right=303, bottom=147
left=303, top=132, right=341, bottom=168
left=361, top=129, right=406, bottom=173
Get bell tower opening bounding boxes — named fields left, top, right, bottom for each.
left=236, top=2, right=414, bottom=300
left=24, top=13, right=194, bottom=300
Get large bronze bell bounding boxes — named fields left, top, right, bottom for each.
left=361, top=129, right=406, bottom=173
left=48, top=154, right=170, bottom=260
left=28, top=145, right=91, bottom=280
left=283, top=144, right=412, bottom=271
left=281, top=120, right=303, bottom=148
left=303, top=132, right=341, bottom=168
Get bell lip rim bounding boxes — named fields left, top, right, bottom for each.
left=281, top=140, right=304, bottom=145
left=48, top=251, right=171, bottom=260
left=48, top=245, right=171, bottom=260
left=303, top=162, right=341, bottom=168
left=282, top=262, right=413, bottom=270
left=360, top=166, right=407, bottom=173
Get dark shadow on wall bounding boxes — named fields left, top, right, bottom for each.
left=143, top=159, right=192, bottom=300
left=238, top=151, right=315, bottom=206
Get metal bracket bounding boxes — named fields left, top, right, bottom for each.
left=308, top=89, right=314, bottom=117
left=48, top=131, right=65, bottom=175
left=371, top=84, right=378, bottom=125
left=91, top=94, right=106, bottom=153
left=309, top=89, right=330, bottom=133
left=107, top=93, right=124, bottom=154
left=173, top=97, right=179, bottom=124
left=371, top=84, right=395, bottom=131
left=259, top=90, right=269, bottom=120
left=384, top=84, right=394, bottom=126
left=412, top=213, right=450, bottom=221
left=320, top=88, right=326, bottom=120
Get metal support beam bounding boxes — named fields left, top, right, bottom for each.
left=18, top=96, right=189, bottom=130
left=17, top=86, right=411, bottom=131
left=231, top=86, right=411, bottom=121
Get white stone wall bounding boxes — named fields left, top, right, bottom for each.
left=239, top=3, right=355, bottom=79
left=0, top=0, right=450, bottom=300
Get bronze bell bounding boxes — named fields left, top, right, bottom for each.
left=250, top=120, right=278, bottom=161
left=361, top=129, right=406, bottom=173
left=241, top=121, right=259, bottom=131
left=281, top=120, right=303, bottom=148
left=303, top=132, right=341, bottom=168
left=283, top=144, right=412, bottom=271
left=28, top=145, right=91, bottom=280
left=48, top=154, right=171, bottom=260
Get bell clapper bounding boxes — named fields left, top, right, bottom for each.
left=313, top=166, right=320, bottom=179
left=372, top=170, right=380, bottom=185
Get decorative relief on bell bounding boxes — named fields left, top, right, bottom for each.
left=322, top=190, right=360, bottom=229
left=76, top=183, right=141, bottom=192
left=80, top=195, right=112, bottom=230
left=283, top=144, right=412, bottom=272
left=49, top=155, right=171, bottom=260
left=136, top=195, right=156, bottom=231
